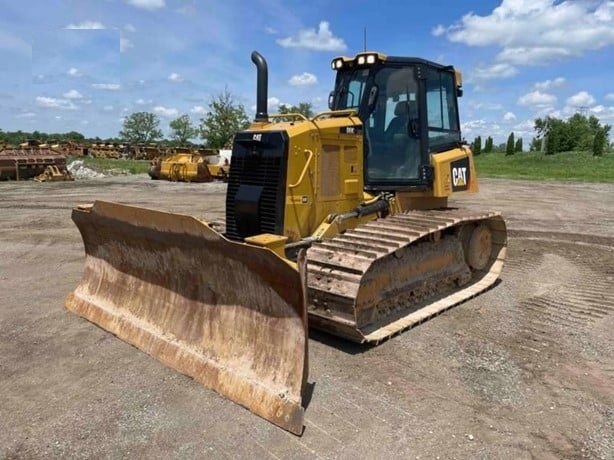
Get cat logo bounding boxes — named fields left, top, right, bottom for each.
left=450, top=157, right=470, bottom=191
left=452, top=167, right=467, bottom=187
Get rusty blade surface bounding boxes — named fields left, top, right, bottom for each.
left=65, top=201, right=308, bottom=435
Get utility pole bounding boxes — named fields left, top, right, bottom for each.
left=575, top=106, right=589, bottom=116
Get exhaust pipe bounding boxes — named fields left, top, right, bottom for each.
left=251, top=51, right=268, bottom=122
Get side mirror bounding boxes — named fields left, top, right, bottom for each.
left=367, top=86, right=378, bottom=112
left=328, top=91, right=335, bottom=110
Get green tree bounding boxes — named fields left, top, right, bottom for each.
left=169, top=114, right=198, bottom=145
left=198, top=88, right=250, bottom=148
left=545, top=126, right=557, bottom=155
left=534, top=114, right=611, bottom=153
left=278, top=102, right=315, bottom=118
left=65, top=131, right=85, bottom=142
left=506, top=132, right=515, bottom=156
left=593, top=128, right=606, bottom=156
left=484, top=136, right=493, bottom=153
left=472, top=135, right=482, bottom=155
left=515, top=137, right=523, bottom=152
left=119, top=112, right=163, bottom=143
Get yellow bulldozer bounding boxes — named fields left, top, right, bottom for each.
left=65, top=51, right=507, bottom=435
left=148, top=147, right=229, bottom=182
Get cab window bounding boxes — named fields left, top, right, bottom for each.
left=426, top=71, right=460, bottom=151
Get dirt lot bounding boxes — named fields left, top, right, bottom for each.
left=1, top=175, right=612, bottom=459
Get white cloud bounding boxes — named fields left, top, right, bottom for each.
left=513, top=119, right=536, bottom=132
left=534, top=77, right=565, bottom=90
left=63, top=89, right=83, bottom=99
left=566, top=91, right=596, bottom=107
left=16, top=112, right=36, bottom=118
left=0, top=30, right=31, bottom=55
left=471, top=62, right=518, bottom=81
left=605, top=93, right=614, bottom=101
left=168, top=72, right=183, bottom=82
left=67, top=67, right=83, bottom=77
left=517, top=90, right=557, bottom=107
left=153, top=105, right=179, bottom=117
left=91, top=83, right=121, bottom=91
left=461, top=119, right=503, bottom=137
left=125, top=0, right=165, bottom=10
left=136, top=98, right=152, bottom=105
left=120, top=37, right=133, bottom=52
left=250, top=97, right=284, bottom=113
left=265, top=27, right=278, bottom=35
left=590, top=105, right=614, bottom=122
left=503, top=111, right=517, bottom=122
left=124, top=24, right=136, bottom=33
left=431, top=25, right=446, bottom=37
left=268, top=97, right=281, bottom=109
left=469, top=102, right=504, bottom=110
left=435, top=0, right=614, bottom=66
left=191, top=105, right=207, bottom=115
left=103, top=105, right=114, bottom=111
left=35, top=96, right=77, bottom=110
left=65, top=21, right=105, bottom=29
left=277, top=21, right=347, bottom=51
left=288, top=72, right=318, bottom=86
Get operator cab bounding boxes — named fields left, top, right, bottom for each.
left=329, top=52, right=463, bottom=191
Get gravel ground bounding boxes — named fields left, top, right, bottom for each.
left=0, top=174, right=612, bottom=459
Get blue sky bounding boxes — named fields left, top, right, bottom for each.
left=1, top=0, right=613, bottom=144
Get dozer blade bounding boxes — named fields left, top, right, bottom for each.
left=65, top=201, right=308, bottom=435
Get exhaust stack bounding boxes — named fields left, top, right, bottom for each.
left=251, top=51, right=268, bottom=122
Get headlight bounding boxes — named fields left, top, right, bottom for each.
left=366, top=54, right=376, bottom=64
left=335, top=59, right=343, bottom=69
left=358, top=56, right=365, bottom=65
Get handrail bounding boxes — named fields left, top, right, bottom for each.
left=311, top=109, right=358, bottom=121
left=288, top=149, right=314, bottom=189
left=268, top=113, right=309, bottom=122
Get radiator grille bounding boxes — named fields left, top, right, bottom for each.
left=225, top=130, right=288, bottom=241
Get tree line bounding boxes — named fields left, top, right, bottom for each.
left=3, top=99, right=610, bottom=156
left=0, top=88, right=315, bottom=149
left=471, top=114, right=611, bottom=157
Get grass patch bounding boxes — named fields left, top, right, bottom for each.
left=474, top=151, right=614, bottom=183
left=68, top=156, right=151, bottom=175
left=67, top=151, right=614, bottom=183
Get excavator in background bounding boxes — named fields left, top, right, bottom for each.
left=65, top=51, right=507, bottom=435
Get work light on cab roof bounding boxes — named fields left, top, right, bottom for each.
left=331, top=52, right=387, bottom=70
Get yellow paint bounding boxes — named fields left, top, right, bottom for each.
left=244, top=233, right=288, bottom=258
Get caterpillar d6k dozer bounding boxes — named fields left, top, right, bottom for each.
left=66, top=51, right=507, bottom=435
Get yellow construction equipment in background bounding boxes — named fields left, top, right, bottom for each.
left=34, top=165, right=74, bottom=182
left=66, top=51, right=507, bottom=435
left=148, top=148, right=229, bottom=182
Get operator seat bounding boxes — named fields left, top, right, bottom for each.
left=386, top=101, right=420, bottom=177
left=385, top=101, right=410, bottom=140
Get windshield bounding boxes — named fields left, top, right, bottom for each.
left=334, top=69, right=369, bottom=109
